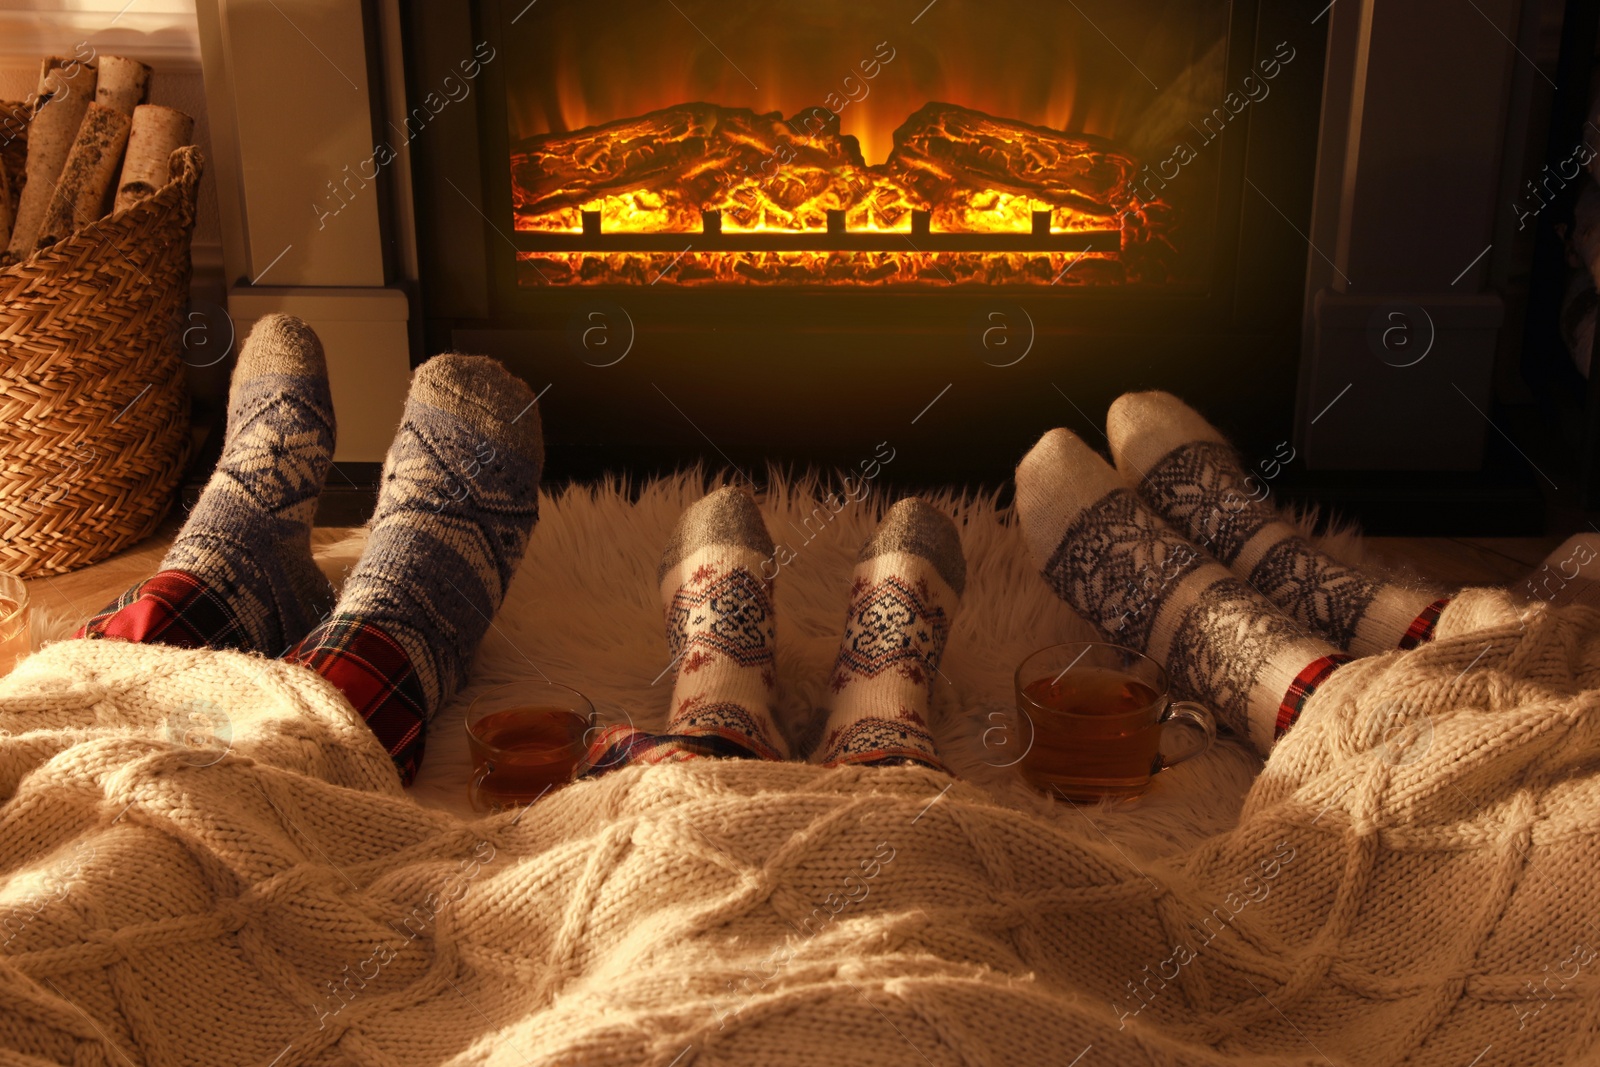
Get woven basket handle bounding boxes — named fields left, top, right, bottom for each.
left=159, top=145, right=205, bottom=227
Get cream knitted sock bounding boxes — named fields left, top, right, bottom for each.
left=815, top=499, right=963, bottom=770
left=1015, top=428, right=1345, bottom=755
left=1106, top=392, right=1448, bottom=656
left=659, top=487, right=788, bottom=760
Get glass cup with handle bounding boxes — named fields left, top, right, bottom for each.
left=1014, top=641, right=1215, bottom=801
left=465, top=680, right=596, bottom=814
left=0, top=573, right=30, bottom=679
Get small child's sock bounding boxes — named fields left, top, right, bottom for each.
left=284, top=353, right=542, bottom=781
left=656, top=486, right=788, bottom=760
left=1015, top=429, right=1345, bottom=754
left=1107, top=391, right=1447, bottom=655
left=814, top=498, right=964, bottom=771
left=79, top=314, right=336, bottom=651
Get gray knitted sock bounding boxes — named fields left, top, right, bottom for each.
left=815, top=498, right=965, bottom=770
left=161, top=313, right=336, bottom=653
left=327, top=353, right=544, bottom=714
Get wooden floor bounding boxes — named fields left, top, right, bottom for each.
left=22, top=520, right=1566, bottom=630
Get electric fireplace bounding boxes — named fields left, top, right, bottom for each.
left=404, top=0, right=1330, bottom=486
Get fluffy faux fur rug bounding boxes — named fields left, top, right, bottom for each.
left=32, top=472, right=1371, bottom=861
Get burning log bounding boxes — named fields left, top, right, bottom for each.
left=7, top=61, right=97, bottom=259
left=512, top=103, right=869, bottom=233
left=114, top=105, right=194, bottom=213
left=884, top=102, right=1139, bottom=231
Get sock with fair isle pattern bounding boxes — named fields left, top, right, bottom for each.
left=282, top=353, right=543, bottom=781
left=655, top=486, right=789, bottom=760
left=814, top=498, right=964, bottom=771
left=1107, top=391, right=1448, bottom=656
left=78, top=314, right=337, bottom=653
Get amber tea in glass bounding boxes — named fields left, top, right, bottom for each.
left=0, top=573, right=30, bottom=679
left=465, top=681, right=594, bottom=813
left=1015, top=642, right=1215, bottom=801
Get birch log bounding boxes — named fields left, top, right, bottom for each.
left=113, top=105, right=193, bottom=213
left=0, top=161, right=12, bottom=254
left=94, top=56, right=150, bottom=116
left=36, top=102, right=132, bottom=247
left=0, top=98, right=26, bottom=177
left=0, top=101, right=23, bottom=264
left=6, top=64, right=96, bottom=259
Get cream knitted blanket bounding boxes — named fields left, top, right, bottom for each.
left=2, top=586, right=1598, bottom=1066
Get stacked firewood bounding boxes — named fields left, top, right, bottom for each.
left=0, top=55, right=194, bottom=267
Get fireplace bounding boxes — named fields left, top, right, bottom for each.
left=497, top=0, right=1249, bottom=292
left=403, top=0, right=1332, bottom=488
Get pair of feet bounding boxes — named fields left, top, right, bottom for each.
left=1013, top=394, right=1446, bottom=754
left=597, top=487, right=966, bottom=772
left=79, top=314, right=546, bottom=779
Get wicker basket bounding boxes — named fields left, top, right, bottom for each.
left=0, top=145, right=202, bottom=578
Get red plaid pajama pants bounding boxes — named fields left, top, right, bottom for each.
left=76, top=570, right=430, bottom=784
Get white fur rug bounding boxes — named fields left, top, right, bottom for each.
left=33, top=473, right=1291, bottom=861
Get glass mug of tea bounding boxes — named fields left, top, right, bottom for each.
left=1014, top=642, right=1215, bottom=801
left=0, top=572, right=30, bottom=679
left=465, top=681, right=596, bottom=814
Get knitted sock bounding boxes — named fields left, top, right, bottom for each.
left=1107, top=391, right=1448, bottom=656
left=284, top=354, right=542, bottom=781
left=77, top=314, right=336, bottom=652
left=814, top=498, right=963, bottom=771
left=1015, top=429, right=1346, bottom=755
left=656, top=486, right=788, bottom=760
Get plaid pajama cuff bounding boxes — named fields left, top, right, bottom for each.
left=1397, top=597, right=1451, bottom=650
left=576, top=724, right=775, bottom=780
left=283, top=615, right=430, bottom=785
left=1275, top=653, right=1353, bottom=739
left=73, top=570, right=252, bottom=651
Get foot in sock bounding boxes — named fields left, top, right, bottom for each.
left=76, top=314, right=336, bottom=652
left=814, top=498, right=964, bottom=771
left=285, top=353, right=543, bottom=780
left=1015, top=428, right=1345, bottom=755
left=577, top=487, right=788, bottom=776
left=655, top=486, right=787, bottom=759
left=1107, top=391, right=1447, bottom=655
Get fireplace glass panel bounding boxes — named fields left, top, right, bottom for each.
left=501, top=0, right=1239, bottom=288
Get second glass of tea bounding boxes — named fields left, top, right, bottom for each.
left=0, top=572, right=31, bottom=679
left=465, top=681, right=595, bottom=814
left=1014, top=642, right=1215, bottom=801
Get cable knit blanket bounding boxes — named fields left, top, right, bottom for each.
left=3, top=582, right=1600, bottom=1066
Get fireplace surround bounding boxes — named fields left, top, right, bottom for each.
left=186, top=0, right=1543, bottom=530
left=403, top=0, right=1332, bottom=489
